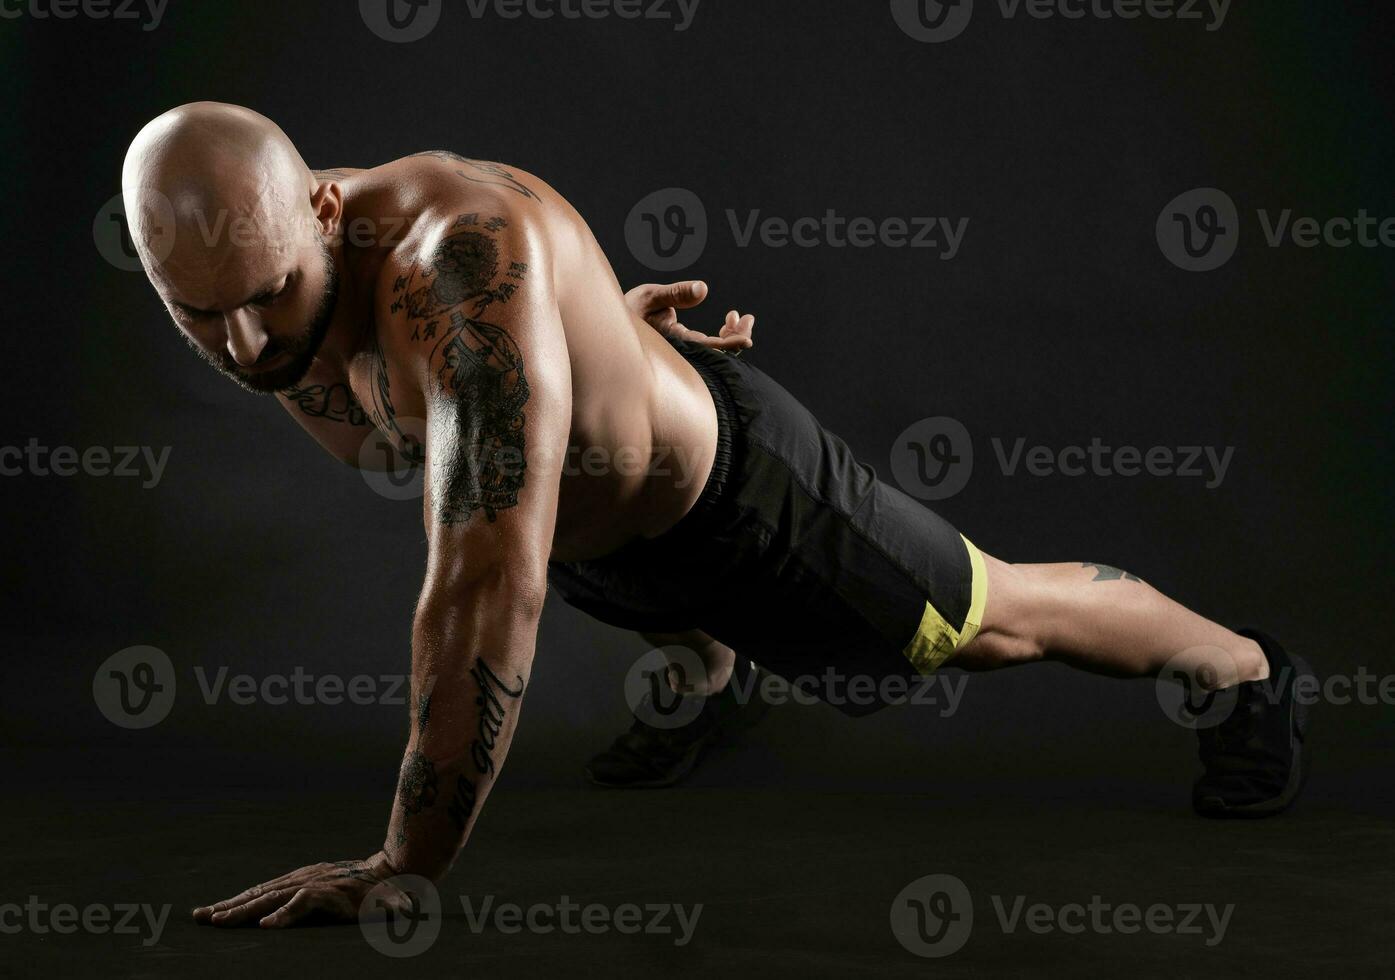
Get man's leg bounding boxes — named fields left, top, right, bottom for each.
left=953, top=554, right=1268, bottom=686
left=646, top=629, right=739, bottom=696
left=585, top=629, right=767, bottom=789
left=954, top=552, right=1312, bottom=817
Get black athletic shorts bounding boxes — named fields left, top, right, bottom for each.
left=546, top=339, right=987, bottom=717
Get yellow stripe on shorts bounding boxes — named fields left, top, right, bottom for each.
left=901, top=535, right=988, bottom=674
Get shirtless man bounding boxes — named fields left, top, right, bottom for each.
left=119, top=102, right=1313, bottom=930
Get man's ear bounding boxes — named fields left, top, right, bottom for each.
left=309, top=179, right=344, bottom=239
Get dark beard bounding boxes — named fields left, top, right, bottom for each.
left=190, top=241, right=340, bottom=394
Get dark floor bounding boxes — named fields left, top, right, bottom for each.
left=3, top=781, right=1391, bottom=979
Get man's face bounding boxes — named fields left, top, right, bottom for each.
left=156, top=229, right=340, bottom=394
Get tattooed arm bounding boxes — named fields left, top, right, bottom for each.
left=193, top=205, right=568, bottom=929
left=381, top=207, right=569, bottom=881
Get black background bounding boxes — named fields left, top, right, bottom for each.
left=3, top=1, right=1392, bottom=975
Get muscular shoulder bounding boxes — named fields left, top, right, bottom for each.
left=376, top=209, right=549, bottom=389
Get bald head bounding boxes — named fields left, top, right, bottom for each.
left=124, top=103, right=343, bottom=393
left=122, top=102, right=318, bottom=279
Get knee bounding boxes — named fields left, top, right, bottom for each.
left=956, top=626, right=1044, bottom=669
left=952, top=557, right=1047, bottom=670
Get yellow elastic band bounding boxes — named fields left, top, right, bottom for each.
left=900, top=535, right=989, bottom=674
left=959, top=535, right=988, bottom=649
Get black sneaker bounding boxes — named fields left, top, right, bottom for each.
left=1192, top=629, right=1314, bottom=818
left=585, top=661, right=771, bottom=789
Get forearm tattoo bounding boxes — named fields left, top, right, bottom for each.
left=396, top=750, right=439, bottom=815
left=388, top=659, right=527, bottom=863
left=446, top=660, right=526, bottom=833
left=390, top=213, right=533, bottom=525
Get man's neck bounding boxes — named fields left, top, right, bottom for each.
left=311, top=237, right=381, bottom=377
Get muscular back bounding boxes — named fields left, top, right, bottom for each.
left=280, top=153, right=717, bottom=562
